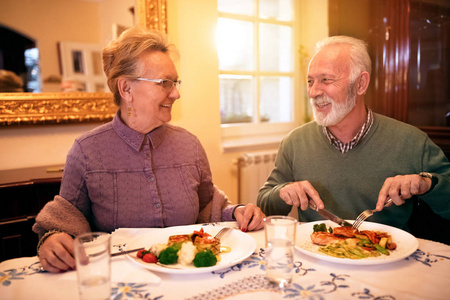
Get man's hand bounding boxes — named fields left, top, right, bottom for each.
left=377, top=174, right=432, bottom=210
left=234, top=203, right=265, bottom=232
left=279, top=181, right=324, bottom=211
left=39, top=232, right=76, bottom=273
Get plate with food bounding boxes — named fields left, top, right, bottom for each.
left=125, top=225, right=257, bottom=274
left=296, top=220, right=418, bottom=265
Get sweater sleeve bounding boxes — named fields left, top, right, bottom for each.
left=419, top=137, right=450, bottom=219
left=257, top=138, right=294, bottom=216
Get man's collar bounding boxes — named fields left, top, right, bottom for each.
left=322, top=108, right=374, bottom=153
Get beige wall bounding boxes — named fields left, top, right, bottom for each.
left=0, top=0, right=328, bottom=204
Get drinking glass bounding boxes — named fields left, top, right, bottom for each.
left=74, top=232, right=111, bottom=300
left=264, top=215, right=297, bottom=288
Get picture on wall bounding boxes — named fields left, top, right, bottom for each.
left=58, top=41, right=107, bottom=92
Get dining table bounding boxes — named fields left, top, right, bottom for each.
left=1, top=221, right=450, bottom=300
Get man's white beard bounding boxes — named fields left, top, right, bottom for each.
left=310, top=85, right=357, bottom=127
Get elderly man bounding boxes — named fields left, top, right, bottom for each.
left=257, top=36, right=450, bottom=235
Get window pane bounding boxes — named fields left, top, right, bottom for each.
left=217, top=18, right=254, bottom=71
left=259, top=23, right=292, bottom=72
left=260, top=76, right=292, bottom=123
left=218, top=0, right=254, bottom=15
left=259, top=0, right=293, bottom=21
left=220, top=75, right=254, bottom=124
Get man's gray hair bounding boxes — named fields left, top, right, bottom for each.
left=315, top=36, right=372, bottom=83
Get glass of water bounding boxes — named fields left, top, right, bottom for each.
left=74, top=232, right=111, bottom=300
left=264, top=215, right=297, bottom=288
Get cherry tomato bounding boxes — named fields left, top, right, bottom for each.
left=136, top=249, right=147, bottom=258
left=142, top=253, right=157, bottom=263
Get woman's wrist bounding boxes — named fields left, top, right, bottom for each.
left=36, top=229, right=63, bottom=257
left=232, top=204, right=245, bottom=220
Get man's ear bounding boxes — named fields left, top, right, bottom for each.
left=357, top=71, right=370, bottom=95
left=118, top=77, right=133, bottom=101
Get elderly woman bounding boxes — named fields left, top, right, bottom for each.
left=33, top=27, right=265, bottom=273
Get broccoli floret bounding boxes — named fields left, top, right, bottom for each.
left=313, top=223, right=327, bottom=232
left=193, top=249, right=217, bottom=267
left=158, top=246, right=179, bottom=264
left=313, top=223, right=333, bottom=233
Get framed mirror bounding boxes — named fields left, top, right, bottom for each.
left=0, top=0, right=167, bottom=126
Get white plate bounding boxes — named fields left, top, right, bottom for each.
left=296, top=220, right=419, bottom=265
left=126, top=224, right=257, bottom=274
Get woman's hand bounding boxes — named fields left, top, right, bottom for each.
left=39, top=232, right=76, bottom=273
left=234, top=203, right=266, bottom=232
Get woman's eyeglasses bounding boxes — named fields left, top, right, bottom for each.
left=136, top=78, right=182, bottom=91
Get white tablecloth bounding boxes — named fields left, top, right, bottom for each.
left=1, top=221, right=450, bottom=300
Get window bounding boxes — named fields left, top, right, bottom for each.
left=217, top=0, right=298, bottom=150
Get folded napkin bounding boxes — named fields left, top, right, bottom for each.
left=55, top=256, right=161, bottom=285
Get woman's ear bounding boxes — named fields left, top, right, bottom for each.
left=357, top=71, right=370, bottom=95
left=118, top=77, right=133, bottom=101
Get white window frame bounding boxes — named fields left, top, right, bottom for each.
left=219, top=1, right=302, bottom=152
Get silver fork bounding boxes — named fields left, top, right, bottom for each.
left=215, top=227, right=232, bottom=239
left=352, top=198, right=393, bottom=230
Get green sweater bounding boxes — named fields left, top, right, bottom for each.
left=257, top=114, right=450, bottom=231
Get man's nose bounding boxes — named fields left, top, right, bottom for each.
left=308, top=82, right=323, bottom=99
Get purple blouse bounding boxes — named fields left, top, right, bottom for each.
left=59, top=112, right=235, bottom=232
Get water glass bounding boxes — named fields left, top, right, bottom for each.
left=74, top=232, right=111, bottom=300
left=264, top=215, right=297, bottom=288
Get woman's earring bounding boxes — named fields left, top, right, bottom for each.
left=127, top=104, right=132, bottom=117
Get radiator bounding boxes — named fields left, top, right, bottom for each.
left=237, top=150, right=278, bottom=205
left=237, top=150, right=298, bottom=219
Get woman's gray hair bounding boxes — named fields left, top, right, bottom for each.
left=315, top=36, right=372, bottom=83
left=102, top=26, right=177, bottom=106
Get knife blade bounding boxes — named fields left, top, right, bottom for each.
left=111, top=247, right=145, bottom=257
left=308, top=200, right=353, bottom=227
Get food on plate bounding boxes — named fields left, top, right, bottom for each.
left=142, top=252, right=157, bottom=263
left=159, top=245, right=180, bottom=264
left=136, top=227, right=228, bottom=267
left=194, top=233, right=221, bottom=256
left=193, top=249, right=217, bottom=267
left=310, top=223, right=397, bottom=259
left=168, top=234, right=191, bottom=246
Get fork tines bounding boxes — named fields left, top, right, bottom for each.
left=352, top=198, right=394, bottom=230
left=215, top=227, right=232, bottom=239
left=352, top=212, right=371, bottom=229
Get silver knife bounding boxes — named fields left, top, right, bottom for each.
left=308, top=200, right=353, bottom=227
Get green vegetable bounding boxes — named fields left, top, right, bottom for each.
left=374, top=243, right=390, bottom=256
left=193, top=250, right=217, bottom=267
left=158, top=246, right=179, bottom=264
left=172, top=242, right=183, bottom=251
left=357, top=239, right=372, bottom=247
left=313, top=223, right=328, bottom=232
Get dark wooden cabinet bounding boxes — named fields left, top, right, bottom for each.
left=0, top=166, right=62, bottom=261
left=329, top=0, right=450, bottom=160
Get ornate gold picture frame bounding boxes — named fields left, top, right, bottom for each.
left=0, top=0, right=167, bottom=126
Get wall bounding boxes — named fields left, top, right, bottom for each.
left=0, top=0, right=328, bottom=205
